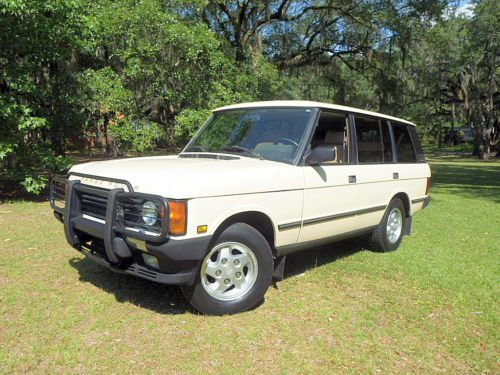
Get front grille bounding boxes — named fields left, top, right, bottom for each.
left=50, top=175, right=169, bottom=242
left=77, top=187, right=109, bottom=220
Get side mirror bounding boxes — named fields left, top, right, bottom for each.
left=307, top=145, right=337, bottom=165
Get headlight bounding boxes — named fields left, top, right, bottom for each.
left=141, top=201, right=158, bottom=226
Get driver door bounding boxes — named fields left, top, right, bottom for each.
left=298, top=111, right=358, bottom=243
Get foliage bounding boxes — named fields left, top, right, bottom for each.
left=0, top=0, right=84, bottom=194
left=174, top=55, right=284, bottom=144
left=111, top=120, right=165, bottom=153
left=20, top=176, right=49, bottom=195
left=0, top=96, right=71, bottom=195
left=174, top=108, right=212, bottom=144
left=0, top=0, right=498, bottom=195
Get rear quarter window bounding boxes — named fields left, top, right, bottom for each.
left=392, top=122, right=417, bottom=163
left=408, top=125, right=426, bottom=162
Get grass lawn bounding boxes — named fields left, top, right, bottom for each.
left=0, top=157, right=498, bottom=374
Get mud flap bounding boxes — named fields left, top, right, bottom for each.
left=272, top=255, right=286, bottom=287
left=404, top=216, right=412, bottom=236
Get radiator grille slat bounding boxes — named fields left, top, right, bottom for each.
left=78, top=189, right=109, bottom=220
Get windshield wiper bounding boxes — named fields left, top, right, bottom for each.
left=219, top=145, right=263, bottom=159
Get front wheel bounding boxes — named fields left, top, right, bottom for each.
left=371, top=198, right=406, bottom=252
left=182, top=223, right=273, bottom=315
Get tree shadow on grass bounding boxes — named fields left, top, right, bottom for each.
left=69, top=257, right=194, bottom=315
left=430, top=163, right=500, bottom=203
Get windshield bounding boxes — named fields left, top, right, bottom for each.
left=183, top=108, right=313, bottom=163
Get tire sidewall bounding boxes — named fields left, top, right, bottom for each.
left=185, top=223, right=273, bottom=315
left=380, top=198, right=405, bottom=251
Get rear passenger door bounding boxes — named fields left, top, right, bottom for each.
left=391, top=121, right=430, bottom=214
left=352, top=116, right=396, bottom=230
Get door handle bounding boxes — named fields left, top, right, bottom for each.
left=393, top=172, right=399, bottom=180
left=348, top=175, right=357, bottom=183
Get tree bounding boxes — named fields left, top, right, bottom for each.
left=0, top=0, right=85, bottom=194
left=460, top=0, right=499, bottom=159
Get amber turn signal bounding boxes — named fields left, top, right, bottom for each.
left=168, top=201, right=187, bottom=236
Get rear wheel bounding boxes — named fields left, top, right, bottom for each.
left=371, top=198, right=406, bottom=252
left=182, top=223, right=273, bottom=315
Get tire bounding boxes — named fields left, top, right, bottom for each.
left=182, top=223, right=273, bottom=315
left=371, top=198, right=406, bottom=252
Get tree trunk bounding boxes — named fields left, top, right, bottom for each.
left=438, top=124, right=442, bottom=149
left=480, top=127, right=492, bottom=160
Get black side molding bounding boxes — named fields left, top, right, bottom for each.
left=302, top=205, right=386, bottom=226
left=277, top=221, right=302, bottom=231
left=276, top=226, right=377, bottom=256
left=277, top=204, right=387, bottom=231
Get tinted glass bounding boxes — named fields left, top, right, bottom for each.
left=184, top=108, right=313, bottom=163
left=354, top=116, right=383, bottom=163
left=408, top=126, right=426, bottom=162
left=310, top=111, right=349, bottom=164
left=381, top=120, right=394, bottom=163
left=392, top=123, right=417, bottom=163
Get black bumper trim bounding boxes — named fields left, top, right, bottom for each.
left=71, top=215, right=212, bottom=263
left=78, top=247, right=195, bottom=284
left=412, top=196, right=431, bottom=208
left=146, top=235, right=213, bottom=262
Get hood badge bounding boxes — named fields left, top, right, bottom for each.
left=80, top=177, right=127, bottom=191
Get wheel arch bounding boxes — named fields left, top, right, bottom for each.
left=211, top=211, right=276, bottom=256
left=390, top=192, right=411, bottom=216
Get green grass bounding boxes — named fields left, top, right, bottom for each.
left=1, top=158, right=498, bottom=374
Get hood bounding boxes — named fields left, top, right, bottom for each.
left=69, top=154, right=297, bottom=198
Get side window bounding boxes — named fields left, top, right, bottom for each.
left=408, top=126, right=426, bottom=162
left=381, top=120, right=394, bottom=163
left=392, top=123, right=417, bottom=163
left=310, top=111, right=349, bottom=164
left=354, top=116, right=383, bottom=163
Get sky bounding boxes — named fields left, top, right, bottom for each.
left=455, top=0, right=476, bottom=18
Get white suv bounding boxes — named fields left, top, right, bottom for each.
left=50, top=101, right=431, bottom=315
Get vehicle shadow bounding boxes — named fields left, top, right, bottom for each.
left=69, top=257, right=193, bottom=315
left=282, top=236, right=368, bottom=280
left=68, top=237, right=367, bottom=314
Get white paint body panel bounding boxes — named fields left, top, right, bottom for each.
left=69, top=155, right=430, bottom=246
left=67, top=101, right=430, bottom=250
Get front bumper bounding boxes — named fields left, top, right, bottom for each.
left=51, top=176, right=211, bottom=285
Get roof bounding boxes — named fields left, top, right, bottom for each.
left=214, top=100, right=416, bottom=126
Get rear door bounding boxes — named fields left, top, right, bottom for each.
left=351, top=116, right=396, bottom=230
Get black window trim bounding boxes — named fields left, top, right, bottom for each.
left=381, top=119, right=397, bottom=164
